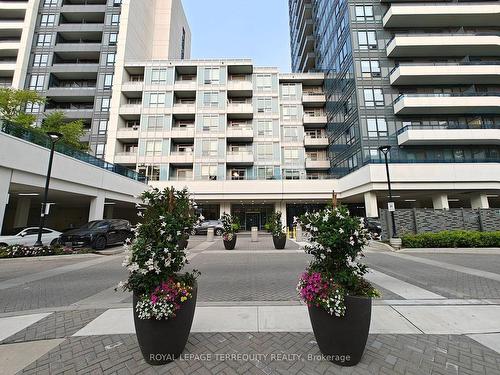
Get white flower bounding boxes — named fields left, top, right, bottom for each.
left=338, top=228, right=344, bottom=234
left=137, top=211, right=143, bottom=217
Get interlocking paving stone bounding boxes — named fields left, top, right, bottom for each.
left=0, top=309, right=105, bottom=344
left=405, top=253, right=500, bottom=275
left=19, top=333, right=500, bottom=374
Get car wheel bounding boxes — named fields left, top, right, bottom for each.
left=215, top=228, right=223, bottom=236
left=50, top=239, right=58, bottom=246
left=0, top=243, right=7, bottom=248
left=92, top=236, right=107, bottom=250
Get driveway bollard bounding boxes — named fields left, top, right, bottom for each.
left=251, top=226, right=258, bottom=242
left=207, top=228, right=214, bottom=242
left=296, top=227, right=303, bottom=242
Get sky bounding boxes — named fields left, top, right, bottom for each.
left=182, top=0, right=292, bottom=72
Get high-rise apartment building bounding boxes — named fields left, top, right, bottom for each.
left=289, top=0, right=500, bottom=214
left=0, top=0, right=191, bottom=157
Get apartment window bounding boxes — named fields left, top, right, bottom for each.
left=145, top=140, right=162, bottom=156
left=147, top=116, right=163, bottom=130
left=106, top=53, right=116, bottom=66
left=204, top=67, right=220, bottom=84
left=257, top=97, right=272, bottom=113
left=28, top=74, right=45, bottom=90
left=281, top=83, right=297, bottom=100
left=365, top=148, right=382, bottom=161
left=283, top=169, right=300, bottom=180
left=181, top=28, right=186, bottom=59
left=256, top=143, right=273, bottom=160
left=355, top=5, right=374, bottom=21
left=109, top=32, right=118, bottom=45
left=103, top=74, right=114, bottom=89
left=36, top=33, right=52, bottom=47
left=149, top=93, right=166, bottom=107
left=98, top=120, right=108, bottom=135
left=202, top=91, right=219, bottom=108
left=26, top=102, right=41, bottom=113
left=283, top=148, right=300, bottom=162
left=139, top=165, right=160, bottom=181
left=101, top=98, right=110, bottom=111
left=111, top=14, right=120, bottom=26
left=360, top=60, right=381, bottom=77
left=201, top=115, right=219, bottom=132
left=357, top=31, right=377, bottom=49
left=230, top=168, right=246, bottom=180
left=257, top=120, right=272, bottom=136
left=176, top=144, right=193, bottom=153
left=282, top=105, right=298, bottom=121
left=201, top=140, right=218, bottom=157
left=113, top=0, right=122, bottom=6
left=256, top=166, right=274, bottom=180
left=96, top=144, right=105, bottom=158
left=363, top=88, right=384, bottom=107
left=256, top=74, right=272, bottom=91
left=40, top=14, right=56, bottom=27
left=367, top=118, right=388, bottom=137
left=201, top=165, right=218, bottom=180
left=151, top=69, right=168, bottom=83
left=43, top=0, right=58, bottom=6
left=283, top=126, right=299, bottom=142
left=33, top=54, right=49, bottom=67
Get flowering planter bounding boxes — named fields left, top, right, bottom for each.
left=272, top=234, right=286, bottom=249
left=308, top=296, right=372, bottom=366
left=223, top=235, right=237, bottom=250
left=133, top=284, right=198, bottom=365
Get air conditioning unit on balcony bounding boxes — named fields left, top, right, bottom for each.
left=132, top=125, right=139, bottom=130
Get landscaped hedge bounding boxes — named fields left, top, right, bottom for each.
left=402, top=231, right=500, bottom=248
left=0, top=244, right=93, bottom=258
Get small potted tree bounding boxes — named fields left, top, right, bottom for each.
left=220, top=212, right=239, bottom=250
left=296, top=205, right=378, bottom=366
left=119, top=187, right=200, bottom=365
left=266, top=212, right=286, bottom=249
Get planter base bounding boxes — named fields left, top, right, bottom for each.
left=308, top=296, right=371, bottom=366
left=133, top=284, right=197, bottom=365
left=223, top=235, right=237, bottom=250
left=272, top=234, right=286, bottom=249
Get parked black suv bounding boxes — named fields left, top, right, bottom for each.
left=363, top=217, right=382, bottom=239
left=58, top=219, right=132, bottom=250
left=191, top=220, right=224, bottom=236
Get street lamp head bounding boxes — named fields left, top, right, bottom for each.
left=378, top=145, right=392, bottom=155
left=46, top=132, right=63, bottom=142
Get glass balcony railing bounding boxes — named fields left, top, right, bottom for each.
left=1, top=121, right=147, bottom=183
left=397, top=124, right=500, bottom=135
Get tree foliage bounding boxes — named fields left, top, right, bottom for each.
left=41, top=111, right=88, bottom=151
left=0, top=88, right=45, bottom=127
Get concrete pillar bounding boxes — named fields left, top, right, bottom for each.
left=432, top=193, right=449, bottom=210
left=251, top=227, right=258, bottom=242
left=89, top=193, right=105, bottom=221
left=275, top=201, right=287, bottom=228
left=364, top=192, right=379, bottom=218
left=219, top=202, right=231, bottom=219
left=0, top=167, right=12, bottom=234
left=13, top=197, right=31, bottom=228
left=206, top=228, right=214, bottom=242
left=471, top=194, right=490, bottom=209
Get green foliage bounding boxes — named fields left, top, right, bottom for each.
left=121, top=187, right=200, bottom=296
left=41, top=111, right=89, bottom=151
left=0, top=244, right=93, bottom=258
left=402, top=231, right=500, bottom=248
left=265, top=212, right=285, bottom=237
left=298, top=205, right=379, bottom=298
left=220, top=212, right=240, bottom=241
left=0, top=88, right=45, bottom=127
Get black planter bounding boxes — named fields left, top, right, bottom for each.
left=133, top=284, right=198, bottom=365
left=223, top=234, right=237, bottom=250
left=177, top=237, right=188, bottom=250
left=272, top=234, right=286, bottom=249
left=308, top=295, right=372, bottom=366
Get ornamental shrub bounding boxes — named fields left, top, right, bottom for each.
left=265, top=212, right=286, bottom=237
left=402, top=231, right=500, bottom=248
left=119, top=187, right=201, bottom=320
left=220, top=212, right=240, bottom=241
left=296, top=205, right=379, bottom=317
left=0, top=244, right=92, bottom=258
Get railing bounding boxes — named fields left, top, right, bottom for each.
left=390, top=61, right=500, bottom=75
left=1, top=121, right=147, bottom=183
left=363, top=158, right=500, bottom=166
left=397, top=124, right=500, bottom=135
left=394, top=92, right=500, bottom=103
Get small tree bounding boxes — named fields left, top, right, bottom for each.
left=265, top=212, right=285, bottom=237
left=220, top=213, right=240, bottom=241
left=0, top=88, right=45, bottom=127
left=41, top=111, right=88, bottom=151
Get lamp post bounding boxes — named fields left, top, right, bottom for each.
left=34, top=132, right=63, bottom=247
left=378, top=145, right=398, bottom=241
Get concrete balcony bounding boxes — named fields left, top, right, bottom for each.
left=119, top=104, right=142, bottom=116
left=60, top=4, right=107, bottom=13
left=169, top=152, right=194, bottom=164
left=116, top=128, right=139, bottom=141
left=227, top=80, right=253, bottom=95
left=393, top=94, right=500, bottom=115
left=305, top=159, right=330, bottom=170
left=0, top=20, right=24, bottom=31
left=0, top=40, right=20, bottom=54
left=114, top=152, right=138, bottom=164
left=172, top=103, right=196, bottom=114
left=122, top=81, right=144, bottom=93
left=57, top=23, right=103, bottom=33
left=303, top=114, right=327, bottom=126
left=302, top=92, right=326, bottom=106
left=46, top=108, right=94, bottom=119
left=170, top=127, right=195, bottom=139
left=0, top=1, right=27, bottom=11
left=46, top=86, right=96, bottom=98
left=226, top=127, right=254, bottom=141
left=383, top=3, right=500, bottom=28
left=0, top=61, right=16, bottom=75
left=54, top=43, right=102, bottom=53
left=226, top=151, right=254, bottom=165
left=227, top=103, right=253, bottom=118
left=299, top=52, right=315, bottom=73
left=304, top=135, right=329, bottom=148
left=397, top=125, right=500, bottom=146
left=386, top=35, right=500, bottom=58
left=174, top=81, right=197, bottom=91
left=51, top=63, right=99, bottom=74
left=390, top=64, right=500, bottom=85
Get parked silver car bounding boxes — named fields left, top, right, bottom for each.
left=0, top=227, right=62, bottom=247
left=191, top=220, right=224, bottom=236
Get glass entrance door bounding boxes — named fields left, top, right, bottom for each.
left=245, top=212, right=260, bottom=230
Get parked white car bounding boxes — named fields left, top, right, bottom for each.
left=0, top=227, right=62, bottom=247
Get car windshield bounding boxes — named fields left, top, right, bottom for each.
left=79, top=221, right=106, bottom=229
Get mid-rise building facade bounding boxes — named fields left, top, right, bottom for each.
left=289, top=0, right=500, bottom=214
left=0, top=0, right=191, bottom=157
